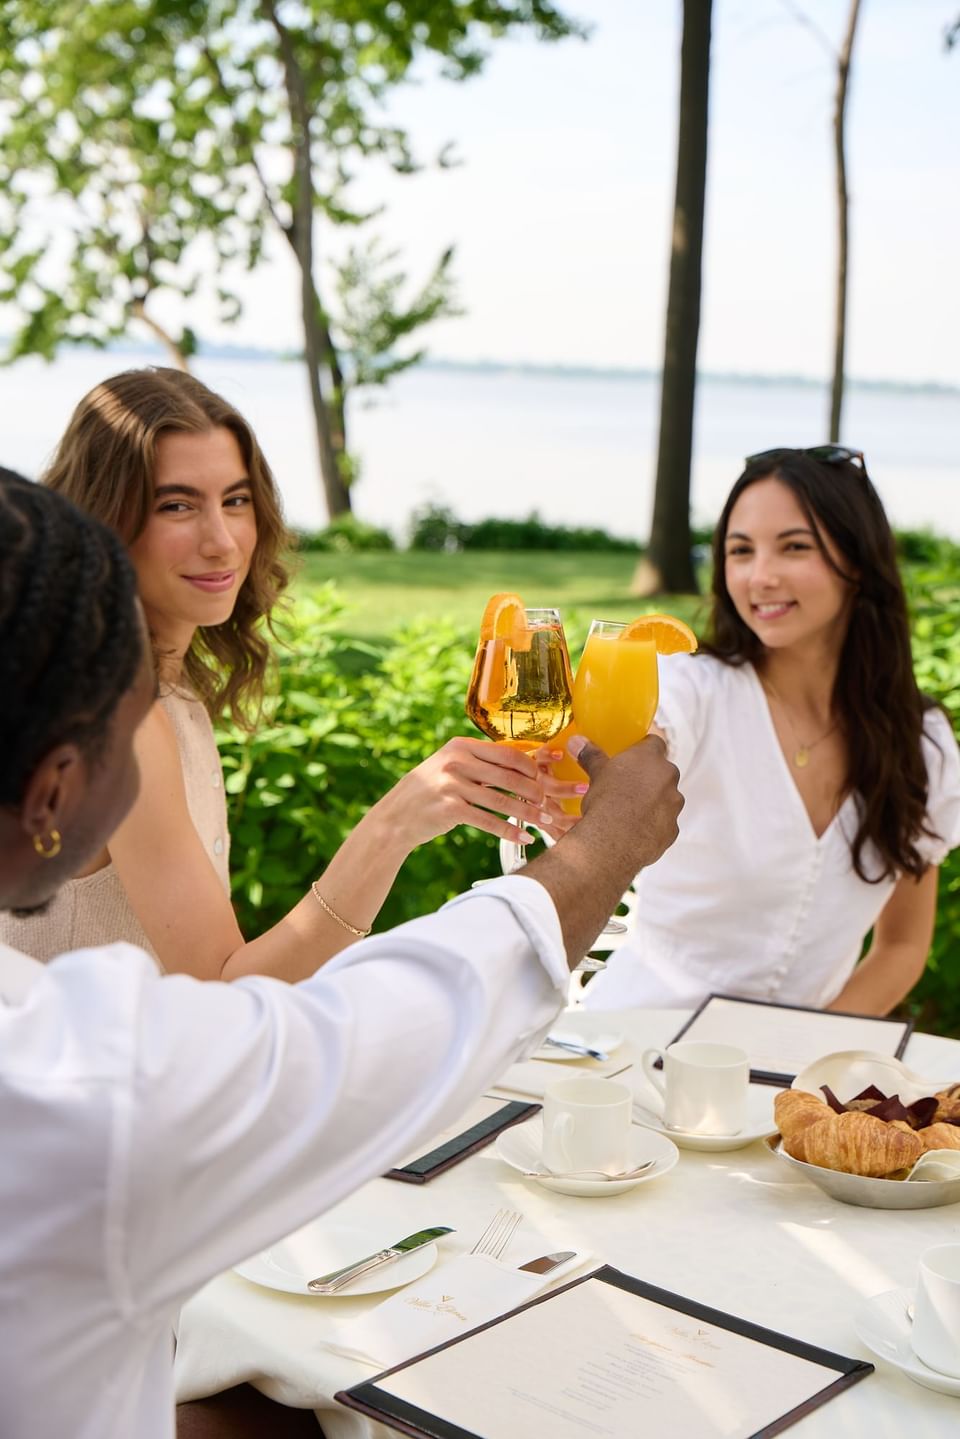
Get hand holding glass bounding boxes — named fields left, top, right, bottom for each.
left=465, top=608, right=573, bottom=869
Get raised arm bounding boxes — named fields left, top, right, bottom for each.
left=110, top=707, right=586, bottom=981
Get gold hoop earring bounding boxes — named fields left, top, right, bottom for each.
left=32, top=829, right=62, bottom=860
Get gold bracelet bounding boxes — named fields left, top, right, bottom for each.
left=310, top=882, right=371, bottom=938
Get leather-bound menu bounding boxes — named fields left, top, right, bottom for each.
left=669, top=994, right=913, bottom=1087
left=336, top=1266, right=872, bottom=1438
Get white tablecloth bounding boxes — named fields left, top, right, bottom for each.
left=174, top=1008, right=960, bottom=1438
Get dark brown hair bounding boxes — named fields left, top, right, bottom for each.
left=704, top=448, right=935, bottom=882
left=43, top=367, right=293, bottom=727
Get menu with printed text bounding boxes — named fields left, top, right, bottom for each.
left=336, top=1267, right=872, bottom=1439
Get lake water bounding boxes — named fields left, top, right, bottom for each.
left=2, top=350, right=957, bottom=541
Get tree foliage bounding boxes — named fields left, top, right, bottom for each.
left=0, top=0, right=583, bottom=513
left=0, top=0, right=258, bottom=365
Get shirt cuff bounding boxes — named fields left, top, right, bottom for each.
left=441, top=874, right=568, bottom=1002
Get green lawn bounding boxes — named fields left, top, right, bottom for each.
left=294, top=550, right=709, bottom=641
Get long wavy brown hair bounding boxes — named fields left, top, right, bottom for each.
left=43, top=367, right=293, bottom=727
left=704, top=448, right=936, bottom=882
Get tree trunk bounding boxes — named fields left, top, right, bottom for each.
left=636, top=0, right=712, bottom=597
left=828, top=0, right=862, bottom=443
left=298, top=245, right=352, bottom=517
left=130, top=300, right=190, bottom=371
left=266, top=0, right=352, bottom=519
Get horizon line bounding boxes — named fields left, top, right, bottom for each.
left=3, top=336, right=957, bottom=396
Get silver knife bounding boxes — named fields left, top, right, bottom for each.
left=518, top=1250, right=576, bottom=1275
left=306, top=1225, right=453, bottom=1294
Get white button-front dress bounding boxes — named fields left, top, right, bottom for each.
left=584, top=654, right=960, bottom=1012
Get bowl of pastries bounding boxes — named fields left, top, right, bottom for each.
left=768, top=1056, right=960, bottom=1208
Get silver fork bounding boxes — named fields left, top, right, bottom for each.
left=470, top=1208, right=522, bottom=1259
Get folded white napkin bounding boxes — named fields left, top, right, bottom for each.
left=491, top=1047, right=635, bottom=1102
left=175, top=1232, right=589, bottom=1420
left=325, top=1248, right=588, bottom=1370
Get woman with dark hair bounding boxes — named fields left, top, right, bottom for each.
left=584, top=446, right=960, bottom=1016
left=0, top=368, right=575, bottom=979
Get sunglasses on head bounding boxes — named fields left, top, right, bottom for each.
left=745, top=445, right=868, bottom=479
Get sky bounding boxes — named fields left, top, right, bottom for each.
left=4, top=0, right=959, bottom=386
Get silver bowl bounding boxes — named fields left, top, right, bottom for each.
left=765, top=1135, right=960, bottom=1210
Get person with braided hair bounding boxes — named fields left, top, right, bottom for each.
left=0, top=367, right=581, bottom=979
left=0, top=471, right=683, bottom=1439
left=0, top=472, right=148, bottom=911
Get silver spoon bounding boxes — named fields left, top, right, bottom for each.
left=522, top=1160, right=655, bottom=1181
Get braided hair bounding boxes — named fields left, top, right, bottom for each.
left=0, top=473, right=142, bottom=804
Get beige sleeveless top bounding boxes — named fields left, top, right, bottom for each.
left=0, top=689, right=230, bottom=965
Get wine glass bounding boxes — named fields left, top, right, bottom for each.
left=465, top=607, right=573, bottom=871
left=568, top=618, right=659, bottom=943
left=573, top=619, right=659, bottom=753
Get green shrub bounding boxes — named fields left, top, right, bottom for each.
left=896, top=558, right=960, bottom=1036
left=408, top=503, right=638, bottom=553
left=896, top=530, right=960, bottom=567
left=218, top=588, right=497, bottom=938
left=407, top=505, right=468, bottom=551
left=294, top=515, right=395, bottom=552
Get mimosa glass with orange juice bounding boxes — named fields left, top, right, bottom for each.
left=466, top=607, right=573, bottom=749
left=573, top=619, right=659, bottom=754
left=562, top=619, right=658, bottom=942
left=465, top=598, right=574, bottom=880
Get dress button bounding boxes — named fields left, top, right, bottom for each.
left=214, top=837, right=224, bottom=856
left=212, top=770, right=221, bottom=789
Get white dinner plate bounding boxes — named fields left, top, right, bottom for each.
left=853, top=1287, right=960, bottom=1397
left=496, top=1117, right=678, bottom=1197
left=234, top=1220, right=440, bottom=1297
left=631, top=1085, right=778, bottom=1152
left=532, top=1029, right=625, bottom=1063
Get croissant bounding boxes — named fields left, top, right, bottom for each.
left=774, top=1090, right=826, bottom=1160
left=917, top=1122, right=960, bottom=1152
left=933, top=1088, right=960, bottom=1125
left=775, top=1090, right=924, bottom=1177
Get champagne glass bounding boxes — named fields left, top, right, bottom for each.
left=466, top=607, right=573, bottom=872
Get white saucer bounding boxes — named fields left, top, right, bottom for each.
left=631, top=1086, right=778, bottom=1152
left=496, top=1117, right=678, bottom=1196
left=854, top=1287, right=960, bottom=1397
left=234, top=1220, right=439, bottom=1297
left=532, top=1029, right=625, bottom=1063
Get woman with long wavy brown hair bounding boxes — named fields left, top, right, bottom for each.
left=0, top=367, right=577, bottom=980
left=584, top=446, right=960, bottom=1016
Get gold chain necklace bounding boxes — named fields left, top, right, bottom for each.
left=763, top=681, right=838, bottom=769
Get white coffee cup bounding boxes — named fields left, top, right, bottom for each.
left=640, top=1041, right=749, bottom=1135
left=541, top=1076, right=632, bottom=1175
left=911, top=1244, right=960, bottom=1377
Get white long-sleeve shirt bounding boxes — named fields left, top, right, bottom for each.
left=0, top=876, right=566, bottom=1439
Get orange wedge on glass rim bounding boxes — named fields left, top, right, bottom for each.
left=478, top=591, right=532, bottom=650
left=620, top=613, right=698, bottom=654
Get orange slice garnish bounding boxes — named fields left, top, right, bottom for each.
left=620, top=613, right=698, bottom=654
left=478, top=592, right=531, bottom=649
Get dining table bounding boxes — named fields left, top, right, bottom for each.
left=173, top=1007, right=960, bottom=1439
